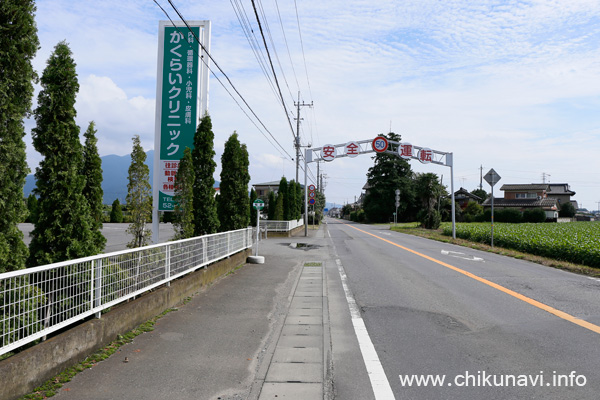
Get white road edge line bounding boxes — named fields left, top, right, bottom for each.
left=335, top=258, right=396, bottom=400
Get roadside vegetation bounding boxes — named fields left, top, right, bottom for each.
left=390, top=222, right=600, bottom=277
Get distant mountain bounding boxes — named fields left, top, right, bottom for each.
left=24, top=150, right=219, bottom=205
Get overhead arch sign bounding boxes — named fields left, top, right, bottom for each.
left=303, top=136, right=456, bottom=238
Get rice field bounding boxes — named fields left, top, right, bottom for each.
left=441, top=222, right=600, bottom=268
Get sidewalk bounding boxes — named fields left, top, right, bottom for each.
left=52, top=225, right=332, bottom=400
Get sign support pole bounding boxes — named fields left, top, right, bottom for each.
left=491, top=185, right=495, bottom=248
left=255, top=209, right=260, bottom=256
left=483, top=168, right=501, bottom=248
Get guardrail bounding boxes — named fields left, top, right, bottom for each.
left=259, top=218, right=304, bottom=232
left=0, top=227, right=253, bottom=357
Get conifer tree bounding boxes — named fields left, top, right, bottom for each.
left=82, top=121, right=106, bottom=253
left=110, top=199, right=123, bottom=223
left=0, top=0, right=39, bottom=272
left=26, top=194, right=39, bottom=224
left=288, top=179, right=297, bottom=221
left=249, top=188, right=258, bottom=227
left=126, top=135, right=152, bottom=248
left=267, top=190, right=276, bottom=220
left=218, top=132, right=250, bottom=231
left=295, top=181, right=303, bottom=219
left=273, top=193, right=284, bottom=220
left=279, top=177, right=289, bottom=221
left=192, top=114, right=219, bottom=235
left=173, top=147, right=195, bottom=239
left=28, top=41, right=95, bottom=267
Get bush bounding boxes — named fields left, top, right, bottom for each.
left=307, top=214, right=321, bottom=225
left=559, top=202, right=576, bottom=218
left=523, top=208, right=546, bottom=223
left=357, top=209, right=366, bottom=222
left=495, top=208, right=522, bottom=223
left=417, top=209, right=441, bottom=229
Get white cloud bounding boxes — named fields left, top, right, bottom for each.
left=76, top=75, right=155, bottom=155
left=27, top=0, right=600, bottom=208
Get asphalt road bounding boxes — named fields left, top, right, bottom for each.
left=325, top=218, right=600, bottom=399
left=25, top=219, right=600, bottom=399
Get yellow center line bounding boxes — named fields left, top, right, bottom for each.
left=339, top=221, right=600, bottom=335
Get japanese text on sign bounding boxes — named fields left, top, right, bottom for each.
left=344, top=141, right=360, bottom=158
left=418, top=148, right=433, bottom=164
left=156, top=23, right=203, bottom=212
left=322, top=144, right=336, bottom=162
left=399, top=143, right=413, bottom=159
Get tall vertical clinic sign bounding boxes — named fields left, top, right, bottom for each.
left=153, top=20, right=210, bottom=214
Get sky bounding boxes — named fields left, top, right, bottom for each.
left=27, top=0, right=600, bottom=211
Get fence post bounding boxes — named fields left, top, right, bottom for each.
left=94, top=259, right=102, bottom=319
left=166, top=244, right=171, bottom=287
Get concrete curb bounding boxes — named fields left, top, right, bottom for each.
left=0, top=248, right=251, bottom=400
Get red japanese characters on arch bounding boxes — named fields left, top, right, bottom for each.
left=418, top=148, right=433, bottom=164
left=321, top=144, right=336, bottom=162
left=344, top=141, right=360, bottom=158
left=398, top=143, right=413, bottom=159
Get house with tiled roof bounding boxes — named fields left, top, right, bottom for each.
left=482, top=183, right=560, bottom=221
left=454, top=187, right=482, bottom=209
left=547, top=183, right=577, bottom=209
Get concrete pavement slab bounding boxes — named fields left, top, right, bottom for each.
left=258, top=382, right=322, bottom=399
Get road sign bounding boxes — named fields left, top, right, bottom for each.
left=308, top=184, right=316, bottom=192
left=308, top=198, right=316, bottom=205
left=395, top=201, right=400, bottom=208
left=308, top=191, right=316, bottom=198
left=324, top=208, right=329, bottom=212
left=398, top=143, right=413, bottom=159
left=344, top=141, right=360, bottom=158
left=253, top=199, right=265, bottom=210
left=321, top=144, right=336, bottom=162
left=372, top=136, right=388, bottom=153
left=484, top=168, right=501, bottom=187
left=418, top=148, right=433, bottom=164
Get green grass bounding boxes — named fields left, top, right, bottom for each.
left=441, top=222, right=600, bottom=268
left=390, top=222, right=600, bottom=277
left=303, top=262, right=322, bottom=267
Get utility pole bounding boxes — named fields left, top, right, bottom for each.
left=316, top=160, right=320, bottom=191
left=479, top=165, right=483, bottom=190
left=294, top=91, right=313, bottom=183
left=320, top=173, right=324, bottom=193
left=542, top=172, right=551, bottom=184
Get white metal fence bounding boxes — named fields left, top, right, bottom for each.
left=0, top=227, right=253, bottom=357
left=259, top=218, right=304, bottom=232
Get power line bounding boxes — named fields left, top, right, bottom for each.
left=293, top=0, right=313, bottom=100
left=250, top=0, right=296, bottom=140
left=230, top=0, right=280, bottom=103
left=256, top=0, right=295, bottom=104
left=155, top=0, right=293, bottom=160
left=274, top=0, right=300, bottom=92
